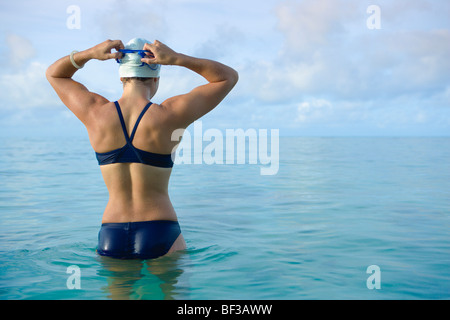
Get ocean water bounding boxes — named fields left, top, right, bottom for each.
left=0, top=136, right=449, bottom=300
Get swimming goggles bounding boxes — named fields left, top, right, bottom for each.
left=116, top=49, right=159, bottom=69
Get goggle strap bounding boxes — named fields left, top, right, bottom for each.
left=115, top=49, right=157, bottom=68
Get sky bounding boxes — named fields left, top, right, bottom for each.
left=0, top=0, right=449, bottom=138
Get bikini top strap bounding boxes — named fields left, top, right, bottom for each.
left=129, top=102, right=153, bottom=142
left=114, top=101, right=131, bottom=142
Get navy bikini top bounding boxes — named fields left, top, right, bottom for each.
left=95, top=101, right=174, bottom=168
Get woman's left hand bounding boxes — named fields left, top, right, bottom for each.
left=89, top=39, right=124, bottom=61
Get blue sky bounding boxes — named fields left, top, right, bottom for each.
left=0, top=0, right=449, bottom=137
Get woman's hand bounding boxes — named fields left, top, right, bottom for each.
left=89, top=39, right=125, bottom=61
left=141, top=40, right=180, bottom=65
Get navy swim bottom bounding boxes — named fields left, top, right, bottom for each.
left=97, top=220, right=181, bottom=260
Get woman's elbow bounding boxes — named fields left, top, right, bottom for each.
left=227, top=68, right=239, bottom=88
left=232, top=69, right=239, bottom=85
left=45, top=65, right=54, bottom=82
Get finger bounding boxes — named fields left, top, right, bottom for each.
left=107, top=52, right=122, bottom=60
left=144, top=51, right=155, bottom=58
left=141, top=57, right=157, bottom=65
left=143, top=43, right=155, bottom=51
left=110, top=40, right=124, bottom=58
left=110, top=39, right=124, bottom=48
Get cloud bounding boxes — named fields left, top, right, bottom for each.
left=220, top=0, right=448, bottom=134
left=4, top=33, right=36, bottom=69
left=193, top=24, right=246, bottom=60
left=94, top=0, right=169, bottom=41
left=296, top=98, right=333, bottom=123
left=276, top=0, right=358, bottom=58
left=235, top=0, right=450, bottom=134
left=274, top=0, right=450, bottom=102
left=0, top=33, right=60, bottom=111
left=0, top=61, right=59, bottom=110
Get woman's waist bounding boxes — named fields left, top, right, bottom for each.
left=102, top=197, right=177, bottom=223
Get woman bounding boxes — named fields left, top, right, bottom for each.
left=46, top=38, right=238, bottom=259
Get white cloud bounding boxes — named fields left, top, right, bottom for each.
left=193, top=24, right=246, bottom=60
left=0, top=33, right=59, bottom=110
left=0, top=61, right=59, bottom=109
left=296, top=98, right=333, bottom=123
left=5, top=33, right=37, bottom=68
left=252, top=0, right=450, bottom=112
left=93, top=0, right=169, bottom=42
left=276, top=0, right=358, bottom=58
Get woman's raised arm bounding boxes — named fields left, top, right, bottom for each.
left=141, top=40, right=239, bottom=128
left=45, top=40, right=124, bottom=124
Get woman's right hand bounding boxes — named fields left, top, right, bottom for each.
left=141, top=40, right=180, bottom=66
left=89, top=39, right=124, bottom=61
left=89, top=40, right=125, bottom=60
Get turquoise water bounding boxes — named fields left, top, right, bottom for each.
left=0, top=137, right=449, bottom=300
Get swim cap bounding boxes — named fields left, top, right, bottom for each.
left=118, top=38, right=161, bottom=78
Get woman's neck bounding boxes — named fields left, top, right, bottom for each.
left=121, top=82, right=154, bottom=101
